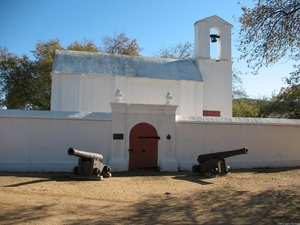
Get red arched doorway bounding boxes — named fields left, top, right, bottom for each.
left=129, top=123, right=159, bottom=170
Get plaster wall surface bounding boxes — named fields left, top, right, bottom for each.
left=196, top=59, right=233, bottom=117
left=109, top=103, right=178, bottom=171
left=51, top=73, right=204, bottom=116
left=51, top=74, right=114, bottom=112
left=0, top=110, right=112, bottom=171
left=1, top=110, right=299, bottom=172
left=192, top=15, right=233, bottom=117
left=176, top=116, right=300, bottom=170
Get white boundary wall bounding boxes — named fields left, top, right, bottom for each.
left=0, top=109, right=299, bottom=172
left=0, top=110, right=112, bottom=172
left=176, top=116, right=300, bottom=170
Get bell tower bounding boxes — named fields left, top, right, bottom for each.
left=193, top=15, right=232, bottom=61
left=192, top=15, right=233, bottom=117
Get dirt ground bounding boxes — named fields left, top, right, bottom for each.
left=0, top=168, right=299, bottom=225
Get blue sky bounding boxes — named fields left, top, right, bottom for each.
left=0, top=0, right=294, bottom=98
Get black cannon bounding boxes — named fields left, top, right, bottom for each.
left=192, top=147, right=248, bottom=175
left=68, top=147, right=111, bottom=180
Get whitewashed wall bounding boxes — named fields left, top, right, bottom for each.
left=196, top=59, right=232, bottom=117
left=192, top=16, right=233, bottom=117
left=0, top=110, right=112, bottom=172
left=51, top=74, right=204, bottom=116
left=0, top=110, right=299, bottom=172
left=176, top=116, right=300, bottom=170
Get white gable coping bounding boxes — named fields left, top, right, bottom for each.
left=194, top=15, right=233, bottom=27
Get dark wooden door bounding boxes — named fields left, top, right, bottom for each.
left=129, top=123, right=159, bottom=170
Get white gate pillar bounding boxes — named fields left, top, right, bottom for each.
left=109, top=103, right=128, bottom=171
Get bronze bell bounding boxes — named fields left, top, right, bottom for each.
left=210, top=34, right=220, bottom=43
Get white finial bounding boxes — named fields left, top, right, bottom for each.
left=165, top=91, right=173, bottom=105
left=114, top=88, right=123, bottom=103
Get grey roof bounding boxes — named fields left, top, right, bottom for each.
left=52, top=50, right=203, bottom=82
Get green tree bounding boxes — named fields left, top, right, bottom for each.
left=233, top=99, right=258, bottom=117
left=268, top=86, right=300, bottom=118
left=0, top=39, right=63, bottom=110
left=100, top=32, right=143, bottom=56
left=67, top=39, right=99, bottom=52
left=0, top=48, right=37, bottom=109
left=233, top=97, right=272, bottom=117
left=31, top=39, right=64, bottom=109
left=0, top=46, right=8, bottom=108
left=32, top=39, right=63, bottom=66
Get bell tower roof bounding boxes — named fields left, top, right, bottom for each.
left=194, top=15, right=233, bottom=27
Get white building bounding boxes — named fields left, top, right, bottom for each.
left=1, top=16, right=299, bottom=172
left=49, top=15, right=233, bottom=171
left=51, top=15, right=233, bottom=117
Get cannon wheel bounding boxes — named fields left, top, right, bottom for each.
left=192, top=165, right=200, bottom=174
left=210, top=167, right=219, bottom=175
left=102, top=172, right=112, bottom=178
left=103, top=165, right=111, bottom=174
left=73, top=166, right=79, bottom=174
left=225, top=165, right=231, bottom=173
left=93, top=168, right=101, bottom=176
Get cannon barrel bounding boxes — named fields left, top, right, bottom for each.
left=197, top=147, right=248, bottom=164
left=67, top=147, right=103, bottom=161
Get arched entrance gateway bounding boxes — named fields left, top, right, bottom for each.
left=129, top=123, right=159, bottom=170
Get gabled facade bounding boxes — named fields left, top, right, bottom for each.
left=51, top=51, right=204, bottom=116
left=51, top=15, right=233, bottom=117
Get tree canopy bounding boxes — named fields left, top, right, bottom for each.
left=0, top=40, right=63, bottom=109
left=0, top=48, right=38, bottom=109
left=237, top=0, right=300, bottom=75
left=154, top=42, right=193, bottom=59
left=237, top=0, right=300, bottom=118
left=269, top=86, right=300, bottom=118
left=100, top=32, right=143, bottom=56
left=67, top=39, right=99, bottom=52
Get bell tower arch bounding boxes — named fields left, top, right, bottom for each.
left=210, top=27, right=221, bottom=60
left=192, top=15, right=232, bottom=61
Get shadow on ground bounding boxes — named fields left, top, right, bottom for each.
left=1, top=168, right=299, bottom=224
left=1, top=172, right=73, bottom=187
left=3, top=187, right=296, bottom=225
left=1, top=167, right=299, bottom=187
left=0, top=204, right=56, bottom=224
left=64, top=187, right=300, bottom=225
left=231, top=166, right=300, bottom=174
